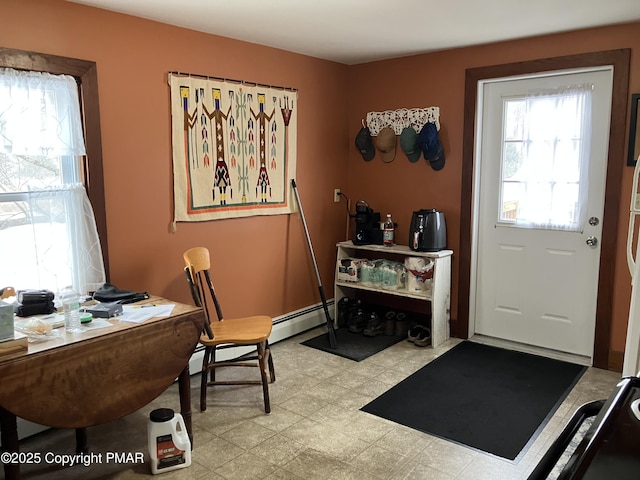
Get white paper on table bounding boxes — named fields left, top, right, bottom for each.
left=119, top=304, right=176, bottom=324
left=78, top=318, right=113, bottom=331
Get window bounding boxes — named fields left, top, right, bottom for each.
left=0, top=57, right=107, bottom=296
left=499, top=84, right=593, bottom=231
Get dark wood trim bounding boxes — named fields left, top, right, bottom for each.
left=0, top=47, right=110, bottom=280
left=608, top=349, right=624, bottom=373
left=628, top=93, right=640, bottom=166
left=458, top=49, right=631, bottom=370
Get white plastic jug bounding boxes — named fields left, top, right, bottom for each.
left=148, top=408, right=191, bottom=474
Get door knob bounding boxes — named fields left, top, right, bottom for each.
left=586, top=236, right=598, bottom=247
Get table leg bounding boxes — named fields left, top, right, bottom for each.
left=178, top=365, right=193, bottom=449
left=75, top=428, right=88, bottom=453
left=0, top=406, right=20, bottom=480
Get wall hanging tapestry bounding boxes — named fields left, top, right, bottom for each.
left=169, top=73, right=297, bottom=225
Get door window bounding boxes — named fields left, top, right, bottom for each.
left=500, top=84, right=593, bottom=231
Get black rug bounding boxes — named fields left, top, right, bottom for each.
left=301, top=328, right=405, bottom=362
left=361, top=341, right=587, bottom=460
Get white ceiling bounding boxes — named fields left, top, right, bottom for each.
left=68, top=0, right=640, bottom=65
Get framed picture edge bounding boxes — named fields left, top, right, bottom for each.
left=628, top=93, right=640, bottom=167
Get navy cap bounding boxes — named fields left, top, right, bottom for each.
left=355, top=126, right=375, bottom=161
left=418, top=122, right=445, bottom=171
left=400, top=127, right=421, bottom=163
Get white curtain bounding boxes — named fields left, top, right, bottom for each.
left=0, top=68, right=105, bottom=295
left=25, top=184, right=106, bottom=295
left=511, top=84, right=593, bottom=231
left=0, top=68, right=87, bottom=156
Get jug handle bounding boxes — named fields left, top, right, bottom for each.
left=172, top=414, right=187, bottom=434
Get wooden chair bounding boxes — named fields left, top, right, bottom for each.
left=183, top=247, right=275, bottom=413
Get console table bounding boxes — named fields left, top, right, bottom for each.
left=0, top=295, right=205, bottom=480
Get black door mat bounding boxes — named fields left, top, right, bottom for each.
left=361, top=341, right=587, bottom=460
left=301, top=328, right=405, bottom=362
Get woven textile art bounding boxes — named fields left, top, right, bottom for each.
left=169, top=73, right=297, bottom=224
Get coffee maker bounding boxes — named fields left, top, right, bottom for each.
left=353, top=200, right=383, bottom=245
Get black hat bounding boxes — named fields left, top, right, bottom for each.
left=355, top=126, right=375, bottom=161
left=418, top=122, right=445, bottom=171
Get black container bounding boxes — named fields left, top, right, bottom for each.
left=353, top=200, right=382, bottom=245
left=409, top=209, right=446, bottom=251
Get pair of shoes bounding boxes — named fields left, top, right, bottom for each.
left=340, top=298, right=364, bottom=332
left=395, top=312, right=409, bottom=337
left=347, top=305, right=367, bottom=333
left=384, top=311, right=396, bottom=336
left=407, top=324, right=431, bottom=347
left=337, top=297, right=352, bottom=328
left=407, top=324, right=424, bottom=342
left=364, top=311, right=385, bottom=336
left=414, top=327, right=431, bottom=347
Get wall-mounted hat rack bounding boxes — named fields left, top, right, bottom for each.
left=365, top=106, right=440, bottom=136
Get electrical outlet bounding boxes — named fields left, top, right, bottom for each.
left=333, top=188, right=341, bottom=203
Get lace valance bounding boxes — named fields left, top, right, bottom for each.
left=365, top=107, right=440, bottom=136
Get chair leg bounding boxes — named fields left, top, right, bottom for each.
left=210, top=347, right=217, bottom=383
left=257, top=341, right=271, bottom=414
left=75, top=428, right=88, bottom=453
left=200, top=346, right=212, bottom=412
left=266, top=340, right=275, bottom=383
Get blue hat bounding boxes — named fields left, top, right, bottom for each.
left=355, top=126, right=375, bottom=161
left=400, top=127, right=421, bottom=163
left=418, top=122, right=445, bottom=171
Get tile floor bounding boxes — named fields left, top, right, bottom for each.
left=14, top=327, right=621, bottom=479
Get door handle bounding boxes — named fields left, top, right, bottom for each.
left=586, top=236, right=598, bottom=247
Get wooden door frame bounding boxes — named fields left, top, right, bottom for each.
left=457, top=49, right=631, bottom=369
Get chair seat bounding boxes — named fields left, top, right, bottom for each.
left=200, top=315, right=273, bottom=346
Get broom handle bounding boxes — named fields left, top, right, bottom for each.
left=291, top=179, right=338, bottom=348
left=291, top=180, right=322, bottom=285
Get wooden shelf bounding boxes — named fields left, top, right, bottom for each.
left=336, top=241, right=452, bottom=258
left=334, top=241, right=452, bottom=347
left=335, top=280, right=432, bottom=301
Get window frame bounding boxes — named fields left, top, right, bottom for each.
left=0, top=47, right=110, bottom=279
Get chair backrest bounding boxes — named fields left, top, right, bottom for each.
left=183, top=247, right=223, bottom=340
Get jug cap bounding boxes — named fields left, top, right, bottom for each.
left=150, top=408, right=175, bottom=423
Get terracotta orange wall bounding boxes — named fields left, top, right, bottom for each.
left=347, top=22, right=640, bottom=353
left=2, top=0, right=639, bottom=355
left=0, top=0, right=350, bottom=319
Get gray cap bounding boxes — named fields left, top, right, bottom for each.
left=400, top=127, right=421, bottom=163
